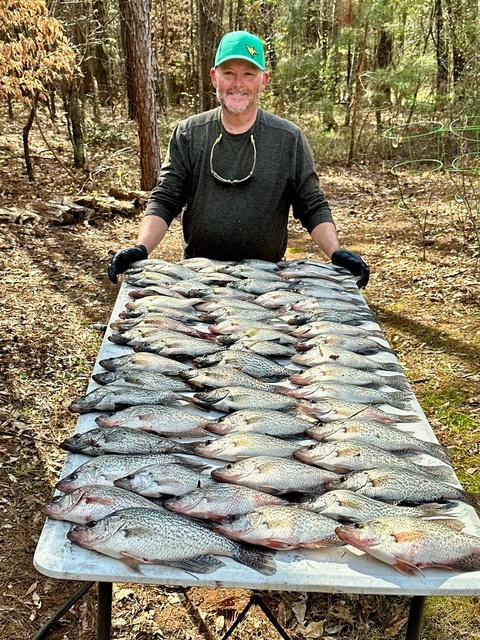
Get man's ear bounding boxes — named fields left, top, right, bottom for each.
left=210, top=67, right=217, bottom=88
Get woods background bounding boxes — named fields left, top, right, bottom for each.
left=2, top=0, right=480, bottom=191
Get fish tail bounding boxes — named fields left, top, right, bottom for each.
left=462, top=490, right=480, bottom=511
left=423, top=442, right=451, bottom=464
left=378, top=361, right=404, bottom=373
left=230, top=543, right=277, bottom=575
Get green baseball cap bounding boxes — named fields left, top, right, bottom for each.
left=214, top=31, right=266, bottom=71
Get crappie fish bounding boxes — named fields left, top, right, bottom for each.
left=55, top=453, right=200, bottom=493
left=208, top=317, right=290, bottom=336
left=92, top=369, right=191, bottom=393
left=291, top=298, right=369, bottom=314
left=287, top=382, right=412, bottom=410
left=289, top=363, right=411, bottom=392
left=228, top=278, right=292, bottom=296
left=68, top=384, right=183, bottom=414
left=67, top=507, right=276, bottom=575
left=190, top=387, right=299, bottom=413
left=305, top=420, right=450, bottom=463
left=297, top=399, right=421, bottom=424
left=217, top=327, right=297, bottom=346
left=99, top=351, right=189, bottom=376
left=213, top=505, right=345, bottom=550
left=164, top=484, right=288, bottom=521
left=114, top=462, right=215, bottom=498
left=285, top=310, right=375, bottom=327
left=253, top=291, right=318, bottom=309
left=291, top=345, right=403, bottom=373
left=335, top=517, right=480, bottom=576
left=217, top=264, right=284, bottom=282
left=95, top=404, right=210, bottom=437
left=59, top=426, right=192, bottom=457
left=295, top=334, right=395, bottom=357
left=293, top=441, right=454, bottom=482
left=211, top=456, right=339, bottom=494
left=110, top=315, right=209, bottom=339
left=193, top=350, right=292, bottom=381
left=289, top=321, right=385, bottom=339
left=124, top=271, right=176, bottom=287
left=180, top=366, right=277, bottom=392
left=327, top=467, right=480, bottom=508
left=119, top=306, right=199, bottom=323
left=229, top=340, right=297, bottom=358
left=297, top=489, right=457, bottom=522
left=192, top=433, right=303, bottom=461
left=238, top=258, right=279, bottom=272
left=131, top=334, right=225, bottom=358
left=205, top=409, right=313, bottom=437
left=125, top=295, right=203, bottom=312
left=127, top=284, right=185, bottom=299
left=43, top=485, right=162, bottom=524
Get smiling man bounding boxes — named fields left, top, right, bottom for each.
left=108, top=31, right=369, bottom=287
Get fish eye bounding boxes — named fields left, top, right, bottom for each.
left=86, top=520, right=98, bottom=528
left=353, top=523, right=364, bottom=529
left=307, top=444, right=316, bottom=450
left=204, top=439, right=214, bottom=445
left=66, top=473, right=78, bottom=481
left=225, top=464, right=233, bottom=469
left=126, top=474, right=135, bottom=480
left=51, top=495, right=63, bottom=503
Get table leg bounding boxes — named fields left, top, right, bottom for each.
left=31, top=581, right=95, bottom=640
left=97, top=582, right=112, bottom=640
left=405, top=595, right=426, bottom=640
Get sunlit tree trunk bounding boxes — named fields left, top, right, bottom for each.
left=197, top=0, right=223, bottom=112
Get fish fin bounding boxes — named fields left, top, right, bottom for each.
left=231, top=543, right=277, bottom=575
left=85, top=496, right=111, bottom=506
left=168, top=555, right=225, bottom=574
left=393, top=559, right=424, bottom=578
left=265, top=539, right=295, bottom=550
left=119, top=552, right=144, bottom=573
left=434, top=518, right=467, bottom=531
left=258, top=485, right=284, bottom=495
left=393, top=530, right=427, bottom=544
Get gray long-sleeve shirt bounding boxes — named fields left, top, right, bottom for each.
left=144, top=106, right=334, bottom=262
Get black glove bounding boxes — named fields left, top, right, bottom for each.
left=331, top=249, right=370, bottom=288
left=108, top=244, right=148, bottom=283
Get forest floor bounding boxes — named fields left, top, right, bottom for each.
left=1, top=105, right=480, bottom=639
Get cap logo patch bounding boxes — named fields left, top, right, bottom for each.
left=246, top=45, right=259, bottom=59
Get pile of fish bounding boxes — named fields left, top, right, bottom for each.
left=43, top=257, right=480, bottom=579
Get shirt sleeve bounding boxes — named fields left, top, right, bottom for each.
left=290, top=128, right=334, bottom=233
left=143, top=124, right=191, bottom=226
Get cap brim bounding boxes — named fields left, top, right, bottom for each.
left=215, top=55, right=265, bottom=71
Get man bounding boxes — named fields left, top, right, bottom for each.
left=109, top=30, right=369, bottom=287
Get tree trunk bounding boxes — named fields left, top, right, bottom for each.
left=92, top=0, right=112, bottom=101
left=348, top=20, right=369, bottom=164
left=127, top=0, right=161, bottom=190
left=434, top=0, right=449, bottom=96
left=374, top=27, right=393, bottom=131
left=22, top=93, right=39, bottom=182
left=119, top=0, right=138, bottom=121
left=197, top=0, right=223, bottom=112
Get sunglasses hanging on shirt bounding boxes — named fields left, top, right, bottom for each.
left=210, top=132, right=257, bottom=184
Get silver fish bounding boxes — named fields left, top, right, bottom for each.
left=293, top=441, right=454, bottom=482
left=92, top=369, right=191, bottom=393
left=114, top=462, right=215, bottom=498
left=228, top=279, right=292, bottom=296
left=289, top=363, right=411, bottom=392
left=55, top=453, right=200, bottom=493
left=217, top=264, right=284, bottom=281
left=43, top=485, right=162, bottom=524
left=190, top=386, right=299, bottom=413
left=193, top=350, right=293, bottom=381
left=213, top=505, right=345, bottom=550
left=164, top=484, right=288, bottom=521
left=297, top=399, right=421, bottom=424
left=110, top=315, right=209, bottom=339
left=208, top=317, right=290, bottom=336
left=60, top=426, right=192, bottom=457
left=192, top=433, right=303, bottom=461
left=327, top=467, right=480, bottom=509
left=229, top=340, right=297, bottom=358
left=291, top=344, right=403, bottom=373
left=99, top=352, right=189, bottom=376
left=288, top=382, right=412, bottom=410
left=295, top=334, right=395, bottom=357
left=305, top=420, right=450, bottom=463
left=127, top=284, right=185, bottom=299
left=335, top=517, right=480, bottom=576
left=211, top=456, right=339, bottom=494
left=289, top=321, right=385, bottom=339
left=132, top=334, right=225, bottom=357
left=125, top=295, right=203, bottom=313
left=217, top=327, right=297, bottom=346
left=297, top=489, right=457, bottom=522
left=285, top=310, right=375, bottom=326
left=95, top=404, right=209, bottom=437
left=67, top=507, right=276, bottom=575
left=181, top=366, right=277, bottom=392
left=68, top=384, right=183, bottom=414
left=205, top=409, right=313, bottom=437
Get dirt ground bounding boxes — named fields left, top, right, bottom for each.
left=1, top=111, right=480, bottom=639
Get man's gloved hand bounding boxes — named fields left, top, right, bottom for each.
left=331, top=249, right=370, bottom=289
left=108, top=244, right=148, bottom=284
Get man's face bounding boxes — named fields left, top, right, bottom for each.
left=210, top=60, right=269, bottom=114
